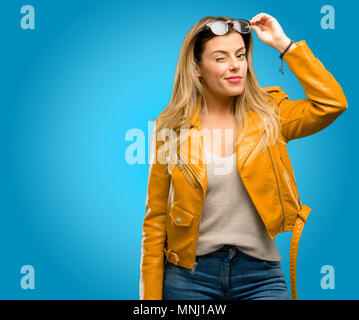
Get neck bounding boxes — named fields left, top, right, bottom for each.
left=202, top=91, right=234, bottom=117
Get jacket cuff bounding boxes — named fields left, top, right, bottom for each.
left=282, top=40, right=307, bottom=60
left=281, top=39, right=318, bottom=73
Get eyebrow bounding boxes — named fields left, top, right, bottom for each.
left=211, top=46, right=246, bottom=55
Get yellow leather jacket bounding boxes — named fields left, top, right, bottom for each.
left=139, top=40, right=348, bottom=300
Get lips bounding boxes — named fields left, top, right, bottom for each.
left=225, top=76, right=243, bottom=83
left=225, top=76, right=243, bottom=80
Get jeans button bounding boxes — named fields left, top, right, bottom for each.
left=229, top=248, right=236, bottom=255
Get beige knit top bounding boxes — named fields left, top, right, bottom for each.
left=195, top=148, right=281, bottom=261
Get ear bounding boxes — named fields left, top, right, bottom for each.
left=195, top=64, right=202, bottom=78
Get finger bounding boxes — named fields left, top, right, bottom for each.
left=251, top=15, right=268, bottom=24
left=248, top=24, right=261, bottom=35
left=258, top=13, right=273, bottom=23
left=250, top=12, right=269, bottom=24
left=250, top=14, right=259, bottom=23
left=250, top=13, right=264, bottom=22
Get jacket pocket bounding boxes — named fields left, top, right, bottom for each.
left=166, top=205, right=195, bottom=263
left=169, top=205, right=194, bottom=227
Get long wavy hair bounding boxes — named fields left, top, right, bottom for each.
left=152, top=15, right=286, bottom=166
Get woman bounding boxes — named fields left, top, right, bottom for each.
left=139, top=13, right=347, bottom=300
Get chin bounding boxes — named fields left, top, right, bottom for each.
left=227, top=88, right=245, bottom=96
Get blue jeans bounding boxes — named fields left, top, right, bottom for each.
left=163, top=245, right=290, bottom=300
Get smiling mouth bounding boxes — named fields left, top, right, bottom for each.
left=225, top=76, right=243, bottom=80
left=225, top=77, right=242, bottom=83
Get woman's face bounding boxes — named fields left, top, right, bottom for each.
left=196, top=31, right=248, bottom=97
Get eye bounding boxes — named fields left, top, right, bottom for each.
left=216, top=54, right=246, bottom=62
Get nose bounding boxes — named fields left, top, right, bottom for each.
left=228, top=56, right=240, bottom=70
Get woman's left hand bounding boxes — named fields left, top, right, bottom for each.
left=249, top=13, right=296, bottom=53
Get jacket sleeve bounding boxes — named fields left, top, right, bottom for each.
left=139, top=131, right=170, bottom=300
left=269, top=40, right=348, bottom=142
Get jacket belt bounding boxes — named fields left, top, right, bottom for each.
left=289, top=204, right=311, bottom=300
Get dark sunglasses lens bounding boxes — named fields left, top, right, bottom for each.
left=233, top=20, right=250, bottom=33
left=209, top=21, right=228, bottom=35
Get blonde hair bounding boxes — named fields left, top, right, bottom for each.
left=152, top=15, right=286, bottom=166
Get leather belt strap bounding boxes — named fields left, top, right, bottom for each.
left=289, top=204, right=311, bottom=300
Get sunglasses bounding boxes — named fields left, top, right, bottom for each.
left=205, top=19, right=252, bottom=35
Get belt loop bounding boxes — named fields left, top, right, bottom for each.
left=164, top=248, right=179, bottom=266
left=297, top=205, right=310, bottom=223
left=171, top=251, right=179, bottom=265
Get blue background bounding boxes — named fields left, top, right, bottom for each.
left=0, top=0, right=357, bottom=299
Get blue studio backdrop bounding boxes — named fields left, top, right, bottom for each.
left=0, top=0, right=357, bottom=299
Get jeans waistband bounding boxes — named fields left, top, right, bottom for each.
left=197, top=245, right=239, bottom=259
